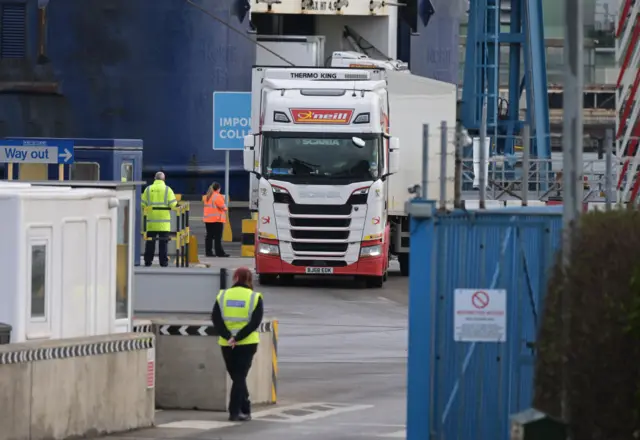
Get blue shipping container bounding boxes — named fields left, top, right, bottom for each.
left=0, top=0, right=255, bottom=198
left=406, top=202, right=563, bottom=440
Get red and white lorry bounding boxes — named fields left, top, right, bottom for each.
left=243, top=63, right=456, bottom=287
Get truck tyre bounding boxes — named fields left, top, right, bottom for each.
left=366, top=275, right=384, bottom=288
left=258, top=274, right=277, bottom=285
left=398, top=254, right=409, bottom=276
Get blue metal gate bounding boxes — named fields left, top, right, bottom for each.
left=406, top=200, right=562, bottom=440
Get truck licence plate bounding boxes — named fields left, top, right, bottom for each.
left=305, top=267, right=334, bottom=274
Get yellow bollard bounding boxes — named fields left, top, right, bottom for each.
left=188, top=234, right=200, bottom=264
left=241, top=219, right=256, bottom=257
left=270, top=319, right=279, bottom=403
left=222, top=196, right=233, bottom=242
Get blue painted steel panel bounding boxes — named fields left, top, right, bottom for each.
left=409, top=0, right=464, bottom=84
left=3, top=0, right=255, bottom=198
left=0, top=2, right=27, bottom=58
left=461, top=0, right=550, bottom=158
left=407, top=203, right=562, bottom=440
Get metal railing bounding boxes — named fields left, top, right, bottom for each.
left=459, top=157, right=616, bottom=202
left=142, top=202, right=191, bottom=267
left=415, top=123, right=617, bottom=207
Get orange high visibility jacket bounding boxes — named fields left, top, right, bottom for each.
left=204, top=191, right=227, bottom=223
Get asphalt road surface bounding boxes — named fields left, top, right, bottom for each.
left=112, top=267, right=409, bottom=440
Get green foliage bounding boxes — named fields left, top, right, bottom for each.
left=534, top=208, right=640, bottom=440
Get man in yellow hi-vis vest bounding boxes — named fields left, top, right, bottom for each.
left=141, top=171, right=178, bottom=267
left=211, top=267, right=264, bottom=422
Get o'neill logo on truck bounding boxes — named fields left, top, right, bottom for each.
left=290, top=109, right=354, bottom=124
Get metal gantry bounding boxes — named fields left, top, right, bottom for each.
left=615, top=0, right=640, bottom=203
left=461, top=0, right=550, bottom=159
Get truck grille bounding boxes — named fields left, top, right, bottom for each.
left=291, top=260, right=348, bottom=267
left=289, top=203, right=351, bottom=216
left=290, top=217, right=351, bottom=228
left=291, top=230, right=349, bottom=240
left=291, top=242, right=348, bottom=253
left=282, top=196, right=365, bottom=256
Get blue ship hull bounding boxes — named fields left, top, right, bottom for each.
left=0, top=0, right=254, bottom=198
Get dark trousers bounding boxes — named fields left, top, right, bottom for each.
left=144, top=231, right=169, bottom=266
left=205, top=222, right=226, bottom=256
left=221, top=344, right=257, bottom=416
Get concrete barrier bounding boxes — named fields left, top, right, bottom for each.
left=141, top=319, right=278, bottom=411
left=0, top=332, right=155, bottom=440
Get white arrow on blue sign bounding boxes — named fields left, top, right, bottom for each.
left=0, top=139, right=75, bottom=165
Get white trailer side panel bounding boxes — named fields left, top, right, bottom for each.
left=386, top=72, right=457, bottom=215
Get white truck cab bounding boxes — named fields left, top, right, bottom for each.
left=243, top=67, right=400, bottom=287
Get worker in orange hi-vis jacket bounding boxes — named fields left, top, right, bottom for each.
left=203, top=182, right=229, bottom=257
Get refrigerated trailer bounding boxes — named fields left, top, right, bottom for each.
left=243, top=65, right=456, bottom=285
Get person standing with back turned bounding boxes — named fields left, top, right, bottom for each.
left=211, top=267, right=264, bottom=421
left=141, top=171, right=178, bottom=267
left=203, top=182, right=229, bottom=257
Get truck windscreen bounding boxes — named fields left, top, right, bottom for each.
left=262, top=133, right=381, bottom=183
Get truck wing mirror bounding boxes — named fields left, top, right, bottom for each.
left=388, top=137, right=400, bottom=175
left=389, top=136, right=400, bottom=152
left=243, top=134, right=255, bottom=173
left=244, top=135, right=255, bottom=149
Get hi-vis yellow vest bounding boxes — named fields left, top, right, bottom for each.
left=141, top=180, right=178, bottom=232
left=216, top=287, right=262, bottom=346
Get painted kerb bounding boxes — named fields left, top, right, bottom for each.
left=406, top=207, right=562, bottom=440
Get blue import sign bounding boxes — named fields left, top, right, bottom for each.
left=0, top=139, right=75, bottom=164
left=213, top=91, right=251, bottom=151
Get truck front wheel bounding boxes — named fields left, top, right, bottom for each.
left=258, top=274, right=278, bottom=285
left=398, top=254, right=409, bottom=277
left=365, top=275, right=384, bottom=288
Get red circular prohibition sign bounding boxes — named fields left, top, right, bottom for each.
left=471, top=291, right=490, bottom=309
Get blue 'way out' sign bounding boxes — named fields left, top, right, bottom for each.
left=212, top=92, right=251, bottom=151
left=0, top=139, right=75, bottom=164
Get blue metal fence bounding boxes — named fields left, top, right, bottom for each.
left=406, top=200, right=562, bottom=440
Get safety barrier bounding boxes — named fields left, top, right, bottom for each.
left=142, top=202, right=190, bottom=267
left=0, top=332, right=155, bottom=440
left=133, top=318, right=277, bottom=411
left=241, top=218, right=256, bottom=257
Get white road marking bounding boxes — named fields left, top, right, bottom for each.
left=252, top=402, right=374, bottom=423
left=379, top=429, right=406, bottom=438
left=343, top=301, right=388, bottom=304
left=337, top=423, right=405, bottom=428
left=157, top=420, right=238, bottom=430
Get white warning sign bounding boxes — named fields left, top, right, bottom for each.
left=454, top=289, right=507, bottom=343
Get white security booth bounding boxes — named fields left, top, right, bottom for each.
left=0, top=181, right=139, bottom=343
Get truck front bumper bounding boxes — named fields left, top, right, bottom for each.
left=255, top=253, right=386, bottom=277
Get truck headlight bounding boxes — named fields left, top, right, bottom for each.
left=360, top=245, right=382, bottom=257
left=258, top=242, right=280, bottom=255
